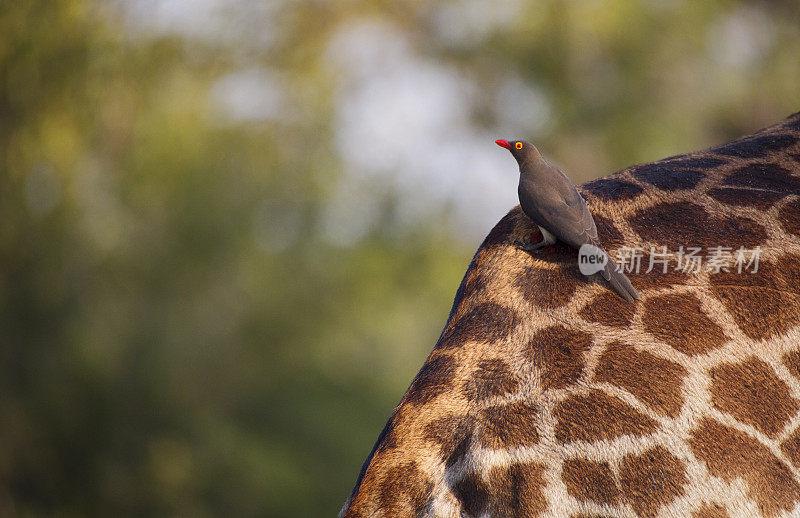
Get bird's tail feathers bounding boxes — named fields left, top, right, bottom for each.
left=601, top=260, right=639, bottom=303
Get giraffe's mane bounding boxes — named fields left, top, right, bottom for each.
left=342, top=111, right=800, bottom=518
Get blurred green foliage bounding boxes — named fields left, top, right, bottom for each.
left=1, top=0, right=799, bottom=516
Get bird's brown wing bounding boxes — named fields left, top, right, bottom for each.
left=534, top=192, right=599, bottom=249
left=517, top=162, right=599, bottom=248
left=518, top=166, right=639, bottom=301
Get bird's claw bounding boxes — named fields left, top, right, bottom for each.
left=515, top=236, right=546, bottom=253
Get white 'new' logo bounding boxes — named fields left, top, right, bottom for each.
left=578, top=244, right=608, bottom=275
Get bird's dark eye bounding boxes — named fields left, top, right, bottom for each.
left=515, top=142, right=523, bottom=150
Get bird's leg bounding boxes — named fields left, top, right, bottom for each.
left=515, top=234, right=549, bottom=252
left=516, top=226, right=557, bottom=253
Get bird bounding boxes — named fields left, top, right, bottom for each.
left=495, top=139, right=639, bottom=302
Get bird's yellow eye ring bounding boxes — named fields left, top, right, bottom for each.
left=515, top=142, right=523, bottom=150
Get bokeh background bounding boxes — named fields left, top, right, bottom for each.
left=2, top=0, right=800, bottom=515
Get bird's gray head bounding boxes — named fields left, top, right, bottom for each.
left=494, top=139, right=543, bottom=167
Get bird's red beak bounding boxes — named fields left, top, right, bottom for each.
left=495, top=139, right=511, bottom=150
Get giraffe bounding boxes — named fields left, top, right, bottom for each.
left=340, top=111, right=800, bottom=518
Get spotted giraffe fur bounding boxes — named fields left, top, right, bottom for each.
left=340, top=111, right=800, bottom=518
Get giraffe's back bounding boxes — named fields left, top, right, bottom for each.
left=341, top=112, right=800, bottom=518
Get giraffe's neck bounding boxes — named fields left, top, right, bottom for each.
left=342, top=111, right=800, bottom=518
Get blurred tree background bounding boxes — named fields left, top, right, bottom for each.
left=1, top=0, right=799, bottom=515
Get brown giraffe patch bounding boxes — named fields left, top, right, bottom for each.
left=460, top=268, right=490, bottom=305
left=643, top=293, right=727, bottom=355
left=783, top=350, right=800, bottom=380
left=347, top=459, right=432, bottom=517
left=631, top=155, right=726, bottom=190
left=445, top=432, right=471, bottom=470
left=595, top=341, right=687, bottom=417
left=632, top=164, right=705, bottom=190
left=778, top=198, right=800, bottom=237
left=579, top=292, right=635, bottom=328
left=618, top=446, right=688, bottom=518
left=693, top=503, right=730, bottom=518
left=377, top=462, right=432, bottom=516
left=487, top=463, right=548, bottom=517
left=404, top=353, right=457, bottom=406
left=561, top=458, right=619, bottom=504
left=710, top=258, right=800, bottom=340
left=423, top=415, right=473, bottom=461
left=463, top=358, right=519, bottom=401
left=593, top=213, right=626, bottom=249
left=526, top=325, right=593, bottom=389
left=437, top=302, right=519, bottom=350
left=689, top=418, right=800, bottom=516
left=777, top=254, right=800, bottom=296
left=780, top=426, right=800, bottom=468
left=723, top=162, right=800, bottom=191
left=715, top=133, right=798, bottom=158
left=453, top=472, right=491, bottom=517
left=630, top=201, right=767, bottom=249
left=454, top=463, right=547, bottom=518
left=710, top=357, right=800, bottom=438
left=514, top=264, right=582, bottom=309
left=707, top=187, right=787, bottom=209
left=582, top=178, right=643, bottom=200
left=554, top=390, right=657, bottom=444
left=477, top=402, right=540, bottom=449
left=668, top=155, right=730, bottom=169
